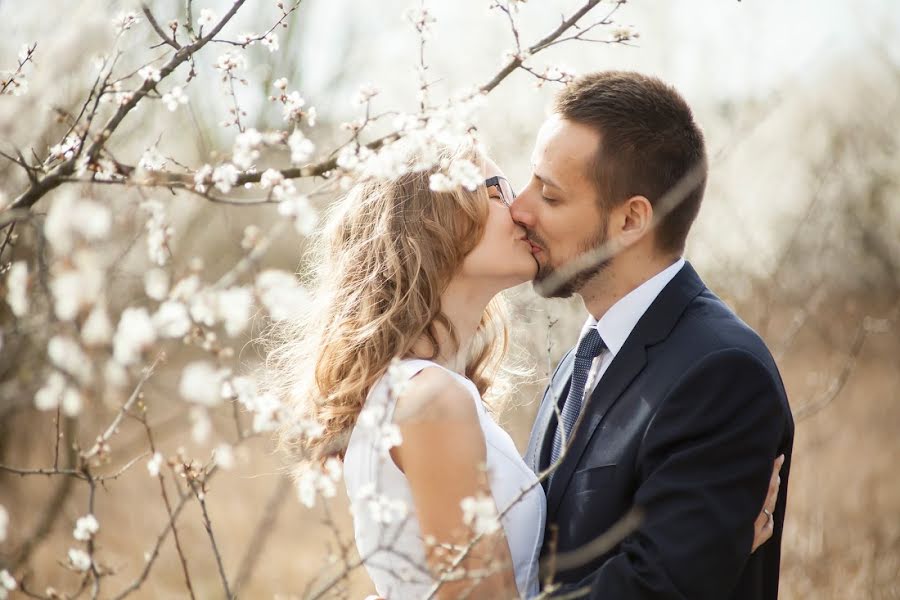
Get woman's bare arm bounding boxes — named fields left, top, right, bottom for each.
left=391, top=367, right=518, bottom=599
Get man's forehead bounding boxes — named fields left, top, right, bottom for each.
left=530, top=115, right=595, bottom=188
left=530, top=118, right=563, bottom=172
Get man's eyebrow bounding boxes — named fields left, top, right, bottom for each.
left=534, top=171, right=563, bottom=191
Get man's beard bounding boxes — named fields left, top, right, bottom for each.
left=531, top=219, right=611, bottom=299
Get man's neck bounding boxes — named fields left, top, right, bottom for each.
left=580, top=253, right=681, bottom=320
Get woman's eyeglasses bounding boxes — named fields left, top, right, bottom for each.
left=484, top=176, right=516, bottom=208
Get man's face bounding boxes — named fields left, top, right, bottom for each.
left=510, top=115, right=611, bottom=298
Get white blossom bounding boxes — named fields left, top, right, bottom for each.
left=428, top=172, right=454, bottom=192
left=82, top=302, right=113, bottom=346
left=188, top=290, right=218, bottom=327
left=248, top=392, right=281, bottom=433
left=144, top=268, right=170, bottom=301
left=73, top=514, right=99, bottom=541
left=460, top=494, right=501, bottom=536
left=0, top=569, right=14, bottom=595
left=214, top=51, right=247, bottom=74
left=212, top=443, right=235, bottom=470
left=232, top=129, right=262, bottom=169
left=162, top=86, right=188, bottom=111
left=260, top=168, right=284, bottom=190
left=281, top=91, right=306, bottom=122
left=141, top=200, right=173, bottom=266
left=448, top=158, right=482, bottom=191
left=226, top=377, right=282, bottom=433
left=261, top=32, right=279, bottom=52
left=284, top=412, right=325, bottom=442
left=355, top=483, right=408, bottom=524
left=358, top=402, right=386, bottom=428
left=386, top=359, right=412, bottom=399
left=45, top=193, right=111, bottom=254
left=61, top=386, right=83, bottom=417
left=189, top=406, right=212, bottom=445
left=193, top=164, right=213, bottom=193
left=49, top=249, right=105, bottom=320
left=354, top=84, right=380, bottom=106
left=152, top=300, right=192, bottom=338
left=114, top=11, right=140, bottom=32
left=67, top=548, right=92, bottom=572
left=138, top=65, right=161, bottom=83
left=113, top=307, right=157, bottom=365
left=430, top=158, right=482, bottom=193
left=306, top=106, right=317, bottom=127
left=212, top=163, right=240, bottom=193
left=273, top=77, right=288, bottom=90
left=34, top=372, right=66, bottom=411
left=169, top=274, right=200, bottom=302
left=288, top=130, right=314, bottom=164
left=293, top=458, right=342, bottom=508
left=376, top=423, right=402, bottom=456
left=76, top=199, right=112, bottom=240
left=612, top=25, right=638, bottom=42
left=139, top=146, right=167, bottom=171
left=93, top=158, right=122, bottom=182
left=241, top=225, right=262, bottom=249
left=255, top=269, right=309, bottom=321
left=198, top=8, right=217, bottom=30
left=48, top=336, right=93, bottom=385
left=48, top=135, right=81, bottom=162
left=5, top=261, right=28, bottom=317
left=147, top=451, right=164, bottom=477
left=0, top=573, right=15, bottom=600
left=217, top=286, right=254, bottom=336
left=105, top=359, right=129, bottom=389
left=277, top=194, right=318, bottom=235
left=179, top=361, right=228, bottom=407
left=357, top=394, right=402, bottom=456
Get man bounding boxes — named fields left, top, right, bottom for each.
left=512, top=71, right=794, bottom=599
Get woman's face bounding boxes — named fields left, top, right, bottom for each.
left=458, top=157, right=538, bottom=289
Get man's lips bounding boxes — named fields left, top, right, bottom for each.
left=525, top=239, right=542, bottom=254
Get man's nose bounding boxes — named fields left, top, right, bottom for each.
left=509, top=189, right=535, bottom=228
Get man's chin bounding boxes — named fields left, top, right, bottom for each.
left=532, top=266, right=577, bottom=299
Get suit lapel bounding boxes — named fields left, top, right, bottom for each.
left=544, top=261, right=707, bottom=520
left=525, top=350, right=575, bottom=489
left=546, top=341, right=647, bottom=517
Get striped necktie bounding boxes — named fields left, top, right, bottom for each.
left=549, top=327, right=606, bottom=476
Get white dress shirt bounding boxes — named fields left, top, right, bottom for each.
left=581, top=258, right=686, bottom=397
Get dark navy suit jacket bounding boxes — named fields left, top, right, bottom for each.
left=526, top=262, right=794, bottom=599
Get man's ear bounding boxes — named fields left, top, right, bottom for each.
left=615, top=195, right=653, bottom=248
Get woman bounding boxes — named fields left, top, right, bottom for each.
left=269, top=146, right=781, bottom=599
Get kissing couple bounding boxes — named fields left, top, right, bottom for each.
left=271, top=71, right=794, bottom=599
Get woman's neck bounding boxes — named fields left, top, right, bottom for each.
left=409, top=277, right=495, bottom=374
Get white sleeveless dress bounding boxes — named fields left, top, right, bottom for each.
left=343, top=359, right=545, bottom=599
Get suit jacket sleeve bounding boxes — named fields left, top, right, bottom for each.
left=553, top=348, right=788, bottom=599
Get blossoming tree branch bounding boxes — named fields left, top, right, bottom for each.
left=0, top=0, right=637, bottom=598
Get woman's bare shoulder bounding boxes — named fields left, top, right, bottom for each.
left=393, top=366, right=478, bottom=424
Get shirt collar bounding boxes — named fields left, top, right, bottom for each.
left=580, top=257, right=686, bottom=357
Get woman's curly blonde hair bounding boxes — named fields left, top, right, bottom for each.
left=264, top=146, right=511, bottom=461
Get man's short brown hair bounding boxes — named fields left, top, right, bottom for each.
left=554, top=71, right=708, bottom=255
